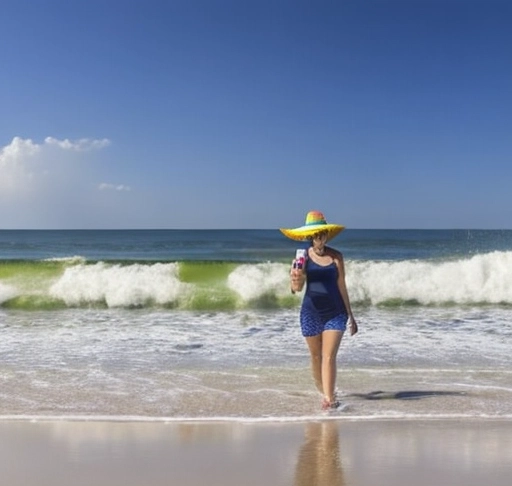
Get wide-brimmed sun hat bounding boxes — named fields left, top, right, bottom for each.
left=280, top=210, right=345, bottom=242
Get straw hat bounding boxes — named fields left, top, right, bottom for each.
left=280, top=210, right=345, bottom=242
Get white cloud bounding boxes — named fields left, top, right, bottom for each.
left=44, top=137, right=111, bottom=151
left=0, top=136, right=117, bottom=228
left=0, top=136, right=42, bottom=194
left=98, top=183, right=132, bottom=191
left=0, top=136, right=111, bottom=197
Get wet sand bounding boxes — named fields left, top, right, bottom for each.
left=2, top=419, right=511, bottom=486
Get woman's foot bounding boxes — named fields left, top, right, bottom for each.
left=321, top=397, right=341, bottom=411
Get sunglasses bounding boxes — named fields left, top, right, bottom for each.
left=312, top=231, right=328, bottom=240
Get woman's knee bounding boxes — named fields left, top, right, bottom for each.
left=321, top=353, right=338, bottom=364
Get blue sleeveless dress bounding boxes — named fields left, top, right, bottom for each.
left=300, top=258, right=348, bottom=337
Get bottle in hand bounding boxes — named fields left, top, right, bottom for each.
left=293, top=249, right=306, bottom=269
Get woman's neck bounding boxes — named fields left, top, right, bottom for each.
left=312, top=246, right=326, bottom=256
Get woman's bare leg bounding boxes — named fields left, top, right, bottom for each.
left=321, top=330, right=343, bottom=403
left=305, top=335, right=323, bottom=393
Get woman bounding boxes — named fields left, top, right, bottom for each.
left=280, top=210, right=358, bottom=410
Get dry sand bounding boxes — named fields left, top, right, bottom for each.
left=1, top=419, right=511, bottom=486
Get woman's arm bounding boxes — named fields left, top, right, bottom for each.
left=331, top=249, right=358, bottom=335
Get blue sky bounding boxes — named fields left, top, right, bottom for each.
left=1, top=0, right=511, bottom=229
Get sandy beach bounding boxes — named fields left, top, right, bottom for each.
left=2, top=418, right=511, bottom=486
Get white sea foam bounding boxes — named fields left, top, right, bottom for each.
left=227, top=262, right=291, bottom=301
left=348, top=251, right=512, bottom=305
left=43, top=255, right=87, bottom=264
left=0, top=282, right=18, bottom=304
left=3, top=413, right=512, bottom=423
left=226, top=251, right=512, bottom=306
left=49, top=262, right=190, bottom=307
left=2, top=305, right=511, bottom=419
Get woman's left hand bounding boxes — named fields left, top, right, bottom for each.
left=349, top=317, right=358, bottom=336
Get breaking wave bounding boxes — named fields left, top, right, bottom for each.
left=1, top=251, right=512, bottom=310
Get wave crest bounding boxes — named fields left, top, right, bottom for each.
left=227, top=263, right=291, bottom=301
left=349, top=251, right=512, bottom=305
left=2, top=252, right=512, bottom=310
left=49, top=262, right=190, bottom=307
left=0, top=282, right=18, bottom=304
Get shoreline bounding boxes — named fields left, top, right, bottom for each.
left=3, top=417, right=512, bottom=486
left=1, top=413, right=512, bottom=423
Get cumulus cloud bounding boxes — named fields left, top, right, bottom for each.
left=0, top=136, right=112, bottom=197
left=0, top=137, right=42, bottom=194
left=0, top=136, right=128, bottom=228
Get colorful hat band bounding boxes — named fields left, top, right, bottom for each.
left=304, top=211, right=327, bottom=226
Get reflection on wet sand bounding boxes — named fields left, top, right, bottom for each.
left=294, top=421, right=345, bottom=486
left=2, top=420, right=512, bottom=486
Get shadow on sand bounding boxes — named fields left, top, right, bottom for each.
left=348, top=390, right=467, bottom=401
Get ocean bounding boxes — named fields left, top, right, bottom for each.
left=1, top=229, right=511, bottom=421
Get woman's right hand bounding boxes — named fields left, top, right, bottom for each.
left=290, top=263, right=306, bottom=293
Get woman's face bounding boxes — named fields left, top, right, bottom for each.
left=312, top=231, right=328, bottom=248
